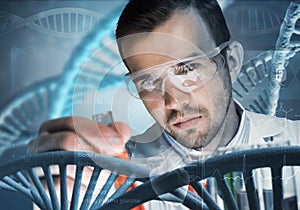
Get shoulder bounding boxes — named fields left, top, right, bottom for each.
left=245, top=110, right=300, bottom=144
left=246, top=110, right=300, bottom=129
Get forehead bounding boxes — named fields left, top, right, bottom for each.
left=119, top=9, right=216, bottom=72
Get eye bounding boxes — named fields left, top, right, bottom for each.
left=140, top=76, right=158, bottom=92
left=173, top=62, right=200, bottom=75
left=185, top=63, right=199, bottom=71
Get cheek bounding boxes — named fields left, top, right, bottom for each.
left=208, top=74, right=232, bottom=114
left=192, top=76, right=228, bottom=117
left=143, top=100, right=165, bottom=121
left=191, top=84, right=215, bottom=111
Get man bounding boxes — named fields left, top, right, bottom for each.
left=28, top=0, right=300, bottom=208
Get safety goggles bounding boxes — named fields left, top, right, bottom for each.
left=125, top=41, right=229, bottom=101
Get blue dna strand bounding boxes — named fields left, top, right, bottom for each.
left=0, top=8, right=104, bottom=38
left=271, top=2, right=300, bottom=115
left=0, top=77, right=58, bottom=153
left=0, top=5, right=125, bottom=154
left=49, top=6, right=125, bottom=118
left=225, top=4, right=284, bottom=36
left=1, top=2, right=300, bottom=155
left=232, top=2, right=300, bottom=116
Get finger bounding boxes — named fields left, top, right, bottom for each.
left=75, top=132, right=127, bottom=156
left=108, top=122, right=131, bottom=142
left=38, top=116, right=92, bottom=134
left=39, top=117, right=74, bottom=134
left=75, top=121, right=131, bottom=156
left=28, top=131, right=127, bottom=155
left=39, top=117, right=131, bottom=142
left=71, top=120, right=131, bottom=147
left=27, top=131, right=79, bottom=154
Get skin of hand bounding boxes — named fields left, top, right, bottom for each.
left=27, top=116, right=131, bottom=156
left=28, top=116, right=132, bottom=209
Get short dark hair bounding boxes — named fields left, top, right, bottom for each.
left=116, top=0, right=231, bottom=46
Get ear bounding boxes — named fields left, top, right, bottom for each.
left=225, top=41, right=244, bottom=81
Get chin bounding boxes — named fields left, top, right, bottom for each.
left=174, top=131, right=208, bottom=149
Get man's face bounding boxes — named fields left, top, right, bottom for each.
left=120, top=9, right=233, bottom=150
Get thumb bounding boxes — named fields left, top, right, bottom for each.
left=108, top=121, right=131, bottom=144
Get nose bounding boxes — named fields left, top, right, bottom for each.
left=163, top=79, right=191, bottom=110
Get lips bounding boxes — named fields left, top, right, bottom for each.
left=172, top=116, right=202, bottom=129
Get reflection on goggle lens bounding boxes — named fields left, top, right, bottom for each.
left=125, top=41, right=229, bottom=100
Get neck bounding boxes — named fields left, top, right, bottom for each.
left=202, top=99, right=241, bottom=154
left=220, top=99, right=241, bottom=146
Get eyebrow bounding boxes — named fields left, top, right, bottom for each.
left=183, top=52, right=200, bottom=58
left=171, top=53, right=200, bottom=66
left=128, top=52, right=203, bottom=76
left=133, top=73, right=151, bottom=81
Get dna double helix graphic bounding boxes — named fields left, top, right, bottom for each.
left=271, top=2, right=300, bottom=115
left=1, top=2, right=300, bottom=156
left=225, top=4, right=284, bottom=36
left=0, top=8, right=104, bottom=38
left=232, top=2, right=300, bottom=116
left=0, top=5, right=125, bottom=154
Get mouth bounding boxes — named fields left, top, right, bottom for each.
left=172, top=116, right=202, bottom=129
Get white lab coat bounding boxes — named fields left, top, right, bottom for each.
left=126, top=110, right=300, bottom=209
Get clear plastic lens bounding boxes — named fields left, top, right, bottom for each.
left=126, top=42, right=228, bottom=100
left=140, top=75, right=159, bottom=91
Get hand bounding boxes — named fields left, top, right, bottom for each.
left=27, top=116, right=131, bottom=156
left=28, top=116, right=132, bottom=209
